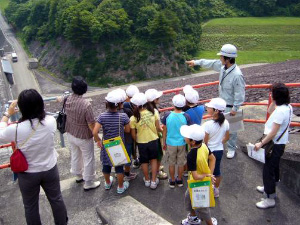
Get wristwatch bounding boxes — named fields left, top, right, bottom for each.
left=3, top=112, right=11, bottom=118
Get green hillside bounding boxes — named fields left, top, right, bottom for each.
left=197, top=17, right=300, bottom=64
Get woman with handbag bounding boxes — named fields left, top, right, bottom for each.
left=254, top=83, right=293, bottom=209
left=0, top=89, right=68, bottom=225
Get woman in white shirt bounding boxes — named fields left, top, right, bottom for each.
left=254, top=83, right=293, bottom=209
left=0, top=89, right=68, bottom=225
left=203, top=98, right=230, bottom=198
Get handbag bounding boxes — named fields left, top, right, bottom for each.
left=56, top=97, right=68, bottom=134
left=10, top=123, right=39, bottom=173
left=258, top=105, right=292, bottom=158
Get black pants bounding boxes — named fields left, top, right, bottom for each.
left=18, top=165, right=68, bottom=225
left=263, top=144, right=285, bottom=197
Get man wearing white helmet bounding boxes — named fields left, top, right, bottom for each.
left=186, top=44, right=245, bottom=159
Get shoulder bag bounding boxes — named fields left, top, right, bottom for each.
left=258, top=106, right=292, bottom=158
left=10, top=122, right=39, bottom=173
left=56, top=97, right=68, bottom=134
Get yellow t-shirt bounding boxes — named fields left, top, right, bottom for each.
left=130, top=109, right=159, bottom=143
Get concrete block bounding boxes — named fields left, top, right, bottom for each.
left=96, top=196, right=172, bottom=225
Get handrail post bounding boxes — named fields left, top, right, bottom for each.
left=266, top=90, right=272, bottom=120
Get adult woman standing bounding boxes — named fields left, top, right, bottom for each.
left=254, top=83, right=293, bottom=209
left=0, top=89, right=68, bottom=225
left=65, top=76, right=101, bottom=190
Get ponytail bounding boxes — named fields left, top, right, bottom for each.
left=214, top=110, right=225, bottom=126
left=133, top=106, right=141, bottom=122
left=146, top=102, right=155, bottom=115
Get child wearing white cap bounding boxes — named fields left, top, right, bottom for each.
left=93, top=90, right=131, bottom=194
left=180, top=124, right=217, bottom=225
left=161, top=94, right=192, bottom=188
left=130, top=93, right=161, bottom=189
left=184, top=89, right=205, bottom=124
left=115, top=89, right=137, bottom=181
left=145, top=89, right=168, bottom=180
left=124, top=85, right=140, bottom=168
left=203, top=98, right=229, bottom=198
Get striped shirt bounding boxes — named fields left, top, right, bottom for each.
left=65, top=94, right=95, bottom=139
left=97, top=111, right=130, bottom=166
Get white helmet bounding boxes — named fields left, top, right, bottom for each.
left=217, top=44, right=237, bottom=58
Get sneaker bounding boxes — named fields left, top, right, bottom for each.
left=214, top=187, right=220, bottom=198
left=256, top=198, right=275, bottom=209
left=176, top=177, right=183, bottom=187
left=181, top=214, right=201, bottom=225
left=117, top=181, right=129, bottom=194
left=150, top=178, right=159, bottom=190
left=211, top=217, right=218, bottom=225
left=169, top=179, right=176, bottom=188
left=226, top=150, right=235, bottom=159
left=75, top=175, right=84, bottom=183
left=124, top=172, right=137, bottom=181
left=133, top=159, right=141, bottom=169
left=183, top=171, right=189, bottom=177
left=159, top=165, right=164, bottom=171
left=104, top=176, right=113, bottom=190
left=83, top=181, right=101, bottom=191
left=143, top=177, right=151, bottom=187
left=157, top=171, right=168, bottom=180
left=256, top=186, right=264, bottom=193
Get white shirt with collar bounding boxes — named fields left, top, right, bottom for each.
left=0, top=115, right=58, bottom=173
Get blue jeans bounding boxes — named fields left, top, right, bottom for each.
left=225, top=107, right=238, bottom=152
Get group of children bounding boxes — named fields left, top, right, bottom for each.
left=92, top=84, right=230, bottom=225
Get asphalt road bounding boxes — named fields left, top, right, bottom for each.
left=0, top=12, right=40, bottom=98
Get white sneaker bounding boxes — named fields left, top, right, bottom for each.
left=150, top=178, right=159, bottom=190
left=226, top=150, right=235, bottom=159
left=83, top=181, right=101, bottom=191
left=256, top=198, right=275, bottom=209
left=211, top=217, right=218, bottom=225
left=256, top=186, right=264, bottom=193
left=181, top=214, right=201, bottom=225
left=143, top=177, right=151, bottom=187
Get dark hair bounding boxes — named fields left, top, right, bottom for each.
left=72, top=76, right=87, bottom=95
left=213, top=110, right=225, bottom=126
left=190, top=139, right=203, bottom=145
left=174, top=106, right=184, bottom=111
left=272, top=83, right=290, bottom=106
left=149, top=101, right=158, bottom=110
left=133, top=102, right=154, bottom=123
left=106, top=101, right=118, bottom=110
left=18, top=89, right=45, bottom=127
left=223, top=56, right=235, bottom=64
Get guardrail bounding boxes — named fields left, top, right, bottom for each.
left=0, top=142, right=15, bottom=170
left=160, top=82, right=300, bottom=127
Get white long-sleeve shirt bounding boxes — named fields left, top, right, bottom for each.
left=0, top=115, right=57, bottom=173
left=194, top=59, right=246, bottom=111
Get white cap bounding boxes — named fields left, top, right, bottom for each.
left=172, top=94, right=186, bottom=108
left=105, top=91, right=120, bottom=105
left=145, top=89, right=163, bottom=102
left=130, top=93, right=147, bottom=106
left=185, top=89, right=199, bottom=104
left=180, top=124, right=205, bottom=141
left=217, top=44, right=237, bottom=58
left=205, top=98, right=226, bottom=111
left=114, top=88, right=127, bottom=103
left=126, top=85, right=139, bottom=97
left=183, top=85, right=194, bottom=94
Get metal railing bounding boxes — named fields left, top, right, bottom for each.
left=159, top=81, right=300, bottom=127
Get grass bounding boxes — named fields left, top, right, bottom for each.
left=197, top=17, right=300, bottom=64
left=0, top=0, right=9, bottom=14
